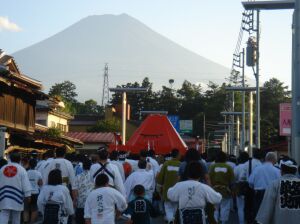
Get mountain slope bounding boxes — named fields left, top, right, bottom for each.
left=13, top=14, right=230, bottom=101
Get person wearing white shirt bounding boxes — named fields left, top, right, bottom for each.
left=146, top=149, right=160, bottom=177
left=0, top=152, right=32, bottom=224
left=24, top=158, right=43, bottom=224
left=249, top=151, right=280, bottom=219
left=84, top=173, right=127, bottom=224
left=168, top=161, right=222, bottom=224
left=234, top=152, right=250, bottom=224
left=39, top=150, right=55, bottom=185
left=38, top=169, right=74, bottom=224
left=90, top=148, right=126, bottom=197
left=74, top=159, right=94, bottom=224
left=124, top=160, right=155, bottom=202
left=110, top=151, right=126, bottom=182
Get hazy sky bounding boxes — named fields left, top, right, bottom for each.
left=0, top=0, right=293, bottom=87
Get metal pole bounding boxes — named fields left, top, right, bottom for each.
left=122, top=92, right=127, bottom=145
left=256, top=10, right=261, bottom=149
left=292, top=3, right=300, bottom=164
left=242, top=48, right=246, bottom=151
left=231, top=92, right=235, bottom=155
left=249, top=92, right=254, bottom=157
left=225, top=133, right=228, bottom=153
left=237, top=116, right=240, bottom=156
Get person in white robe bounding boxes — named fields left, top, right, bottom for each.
left=38, top=169, right=74, bottom=224
left=0, top=152, right=32, bottom=224
left=168, top=161, right=222, bottom=224
left=84, top=173, right=127, bottom=224
left=90, top=148, right=126, bottom=197
left=124, top=159, right=155, bottom=201
left=256, top=159, right=300, bottom=224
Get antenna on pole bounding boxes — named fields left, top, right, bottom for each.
left=101, top=63, right=109, bottom=106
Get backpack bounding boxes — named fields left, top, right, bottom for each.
left=93, top=162, right=115, bottom=180
left=180, top=207, right=205, bottom=224
left=43, top=200, right=61, bottom=224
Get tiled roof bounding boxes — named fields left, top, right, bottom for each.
left=66, top=132, right=115, bottom=143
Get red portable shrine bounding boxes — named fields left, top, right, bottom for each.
left=110, top=114, right=188, bottom=155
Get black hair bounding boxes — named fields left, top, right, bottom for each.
left=253, top=148, right=262, bottom=160
left=98, top=149, right=109, bottom=160
left=29, top=158, right=37, bottom=169
left=0, top=158, right=7, bottom=169
left=238, top=152, right=249, bottom=164
left=48, top=169, right=62, bottom=185
left=133, top=184, right=145, bottom=196
left=171, top=149, right=179, bottom=158
left=147, top=149, right=155, bottom=158
left=95, top=173, right=109, bottom=187
left=44, top=149, right=55, bottom=159
left=187, top=161, right=203, bottom=179
left=10, top=152, right=21, bottom=163
left=140, top=149, right=148, bottom=158
left=185, top=148, right=200, bottom=162
left=82, top=159, right=92, bottom=170
left=56, top=146, right=66, bottom=157
left=65, top=153, right=74, bottom=162
left=110, top=151, right=119, bottom=161
left=215, top=151, right=227, bottom=163
left=138, top=159, right=147, bottom=169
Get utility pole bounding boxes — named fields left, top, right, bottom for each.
left=249, top=91, right=254, bottom=157
left=292, top=0, right=300, bottom=164
left=109, top=88, right=148, bottom=145
left=237, top=116, right=240, bottom=155
left=241, top=49, right=246, bottom=151
left=101, top=63, right=109, bottom=107
left=255, top=10, right=261, bottom=149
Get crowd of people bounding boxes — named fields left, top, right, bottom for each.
left=0, top=146, right=299, bottom=224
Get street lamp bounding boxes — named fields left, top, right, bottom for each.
left=109, top=87, right=148, bottom=145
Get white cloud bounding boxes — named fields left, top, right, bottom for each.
left=0, top=17, right=22, bottom=32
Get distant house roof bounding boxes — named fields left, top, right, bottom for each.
left=66, top=132, right=115, bottom=143
left=69, top=114, right=104, bottom=126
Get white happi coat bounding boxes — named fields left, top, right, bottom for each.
left=168, top=180, right=222, bottom=209
left=256, top=174, right=300, bottom=224
left=0, top=162, right=32, bottom=211
left=37, top=184, right=74, bottom=224
left=90, top=162, right=126, bottom=197
left=110, top=160, right=126, bottom=182
left=40, top=158, right=54, bottom=184
left=44, top=158, right=76, bottom=189
left=124, top=168, right=155, bottom=201
left=84, top=187, right=127, bottom=224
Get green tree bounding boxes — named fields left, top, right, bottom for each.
left=74, top=100, right=104, bottom=115
left=49, top=81, right=78, bottom=103
left=88, top=119, right=121, bottom=132
left=260, top=78, right=291, bottom=146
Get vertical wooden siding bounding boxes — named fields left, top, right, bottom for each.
left=0, top=84, right=36, bottom=132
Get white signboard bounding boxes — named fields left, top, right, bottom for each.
left=180, top=120, right=193, bottom=134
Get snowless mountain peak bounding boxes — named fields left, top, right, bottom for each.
left=13, top=14, right=229, bottom=101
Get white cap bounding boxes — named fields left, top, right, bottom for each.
left=280, top=160, right=298, bottom=169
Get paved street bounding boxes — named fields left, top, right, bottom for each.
left=36, top=211, right=239, bottom=224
